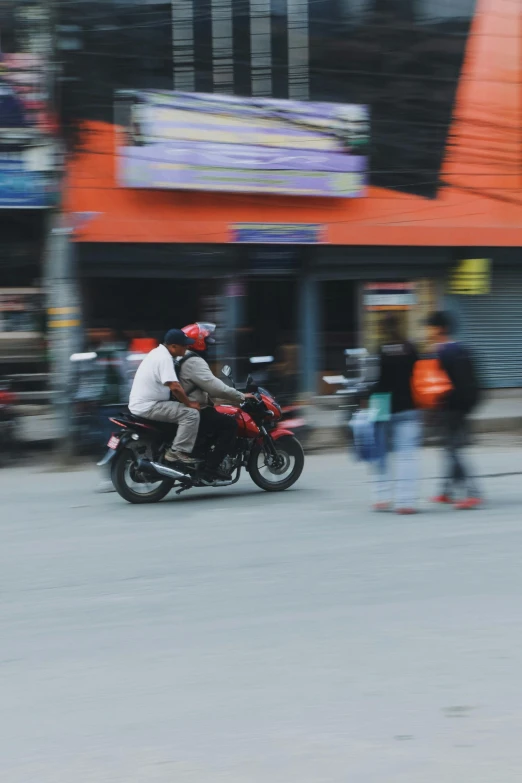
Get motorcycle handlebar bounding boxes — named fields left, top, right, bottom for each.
left=241, top=393, right=263, bottom=410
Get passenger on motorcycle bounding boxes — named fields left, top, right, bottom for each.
left=179, top=322, right=255, bottom=478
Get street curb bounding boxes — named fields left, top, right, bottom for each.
left=304, top=419, right=522, bottom=453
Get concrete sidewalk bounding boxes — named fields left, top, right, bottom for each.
left=16, top=389, right=522, bottom=449
left=306, top=390, right=522, bottom=450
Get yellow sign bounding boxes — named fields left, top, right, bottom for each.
left=448, top=259, right=491, bottom=295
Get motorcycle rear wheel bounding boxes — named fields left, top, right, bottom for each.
left=248, top=435, right=304, bottom=492
left=111, top=448, right=174, bottom=504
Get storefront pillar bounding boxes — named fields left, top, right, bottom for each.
left=298, top=273, right=320, bottom=398
left=223, top=276, right=247, bottom=378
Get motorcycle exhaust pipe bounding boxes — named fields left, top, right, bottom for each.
left=200, top=478, right=234, bottom=487
left=149, top=461, right=188, bottom=480
left=138, top=459, right=188, bottom=481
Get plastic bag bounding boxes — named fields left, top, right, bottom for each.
left=368, top=392, right=391, bottom=422
left=349, top=408, right=379, bottom=462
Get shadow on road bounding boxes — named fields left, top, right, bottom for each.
left=162, top=486, right=309, bottom=505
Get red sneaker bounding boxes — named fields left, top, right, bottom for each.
left=431, top=495, right=452, bottom=504
left=455, top=497, right=483, bottom=510
left=396, top=507, right=418, bottom=515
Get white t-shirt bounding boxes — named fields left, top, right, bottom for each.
left=129, top=344, right=178, bottom=416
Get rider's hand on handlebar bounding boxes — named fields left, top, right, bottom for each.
left=243, top=393, right=258, bottom=400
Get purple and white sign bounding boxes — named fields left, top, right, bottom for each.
left=117, top=91, right=369, bottom=198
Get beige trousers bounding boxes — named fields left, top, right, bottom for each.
left=146, top=400, right=200, bottom=454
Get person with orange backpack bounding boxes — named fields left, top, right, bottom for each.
left=424, top=311, right=482, bottom=509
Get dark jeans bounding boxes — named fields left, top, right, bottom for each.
left=441, top=410, right=480, bottom=498
left=197, top=407, right=237, bottom=468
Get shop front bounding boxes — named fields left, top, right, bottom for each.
left=77, top=238, right=522, bottom=395
left=76, top=240, right=446, bottom=396
left=302, top=247, right=446, bottom=395
left=446, top=251, right=522, bottom=389
left=0, top=213, right=48, bottom=367
left=77, top=242, right=229, bottom=342
left=78, top=241, right=303, bottom=382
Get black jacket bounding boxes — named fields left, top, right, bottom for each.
left=373, top=341, right=419, bottom=414
left=438, top=342, right=480, bottom=414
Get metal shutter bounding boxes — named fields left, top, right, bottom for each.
left=450, top=266, right=522, bottom=388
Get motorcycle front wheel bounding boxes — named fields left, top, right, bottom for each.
left=111, top=448, right=174, bottom=504
left=248, top=435, right=304, bottom=492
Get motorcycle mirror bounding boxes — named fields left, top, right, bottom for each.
left=246, top=373, right=258, bottom=393
left=221, top=365, right=232, bottom=378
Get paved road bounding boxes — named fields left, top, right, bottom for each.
left=2, top=444, right=522, bottom=783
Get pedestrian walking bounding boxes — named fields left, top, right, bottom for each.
left=425, top=311, right=482, bottom=509
left=371, top=314, right=421, bottom=514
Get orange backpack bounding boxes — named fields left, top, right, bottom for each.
left=411, top=358, right=453, bottom=409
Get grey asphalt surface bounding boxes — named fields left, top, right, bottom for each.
left=2, top=441, right=522, bottom=782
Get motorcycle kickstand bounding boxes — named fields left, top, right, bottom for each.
left=176, top=484, right=193, bottom=496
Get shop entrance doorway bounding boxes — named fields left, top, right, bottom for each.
left=245, top=278, right=297, bottom=358
left=320, top=280, right=359, bottom=375
left=240, top=277, right=298, bottom=391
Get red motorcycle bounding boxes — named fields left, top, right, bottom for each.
left=99, top=367, right=305, bottom=504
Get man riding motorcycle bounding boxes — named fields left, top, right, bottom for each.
left=128, top=328, right=201, bottom=466
left=178, top=322, right=254, bottom=478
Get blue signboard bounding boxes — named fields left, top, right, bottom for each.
left=231, top=223, right=325, bottom=244
left=0, top=154, right=54, bottom=207
left=0, top=169, right=52, bottom=207
left=0, top=52, right=57, bottom=208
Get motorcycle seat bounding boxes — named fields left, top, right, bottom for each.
left=124, top=410, right=178, bottom=434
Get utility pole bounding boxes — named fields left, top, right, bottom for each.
left=42, top=0, right=82, bottom=463
left=44, top=224, right=81, bottom=463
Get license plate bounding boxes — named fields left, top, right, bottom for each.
left=107, top=435, right=120, bottom=450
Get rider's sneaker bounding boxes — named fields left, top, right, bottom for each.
left=164, top=449, right=200, bottom=466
